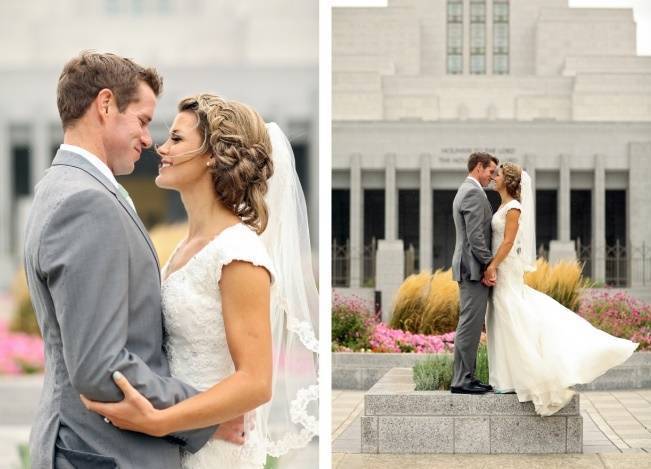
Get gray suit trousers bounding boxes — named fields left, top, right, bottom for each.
left=452, top=279, right=490, bottom=388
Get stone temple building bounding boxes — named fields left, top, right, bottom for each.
left=332, top=0, right=651, bottom=313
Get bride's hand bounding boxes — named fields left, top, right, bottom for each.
left=212, top=415, right=246, bottom=445
left=80, top=371, right=166, bottom=437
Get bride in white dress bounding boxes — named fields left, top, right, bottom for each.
left=83, top=94, right=319, bottom=467
left=485, top=162, right=638, bottom=416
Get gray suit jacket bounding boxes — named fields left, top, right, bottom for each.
left=24, top=150, right=216, bottom=468
left=451, top=178, right=494, bottom=282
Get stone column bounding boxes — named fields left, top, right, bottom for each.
left=385, top=153, right=397, bottom=241
left=558, top=154, right=570, bottom=243
left=592, top=154, right=606, bottom=283
left=419, top=153, right=432, bottom=271
left=375, top=239, right=405, bottom=323
left=0, top=117, right=13, bottom=288
left=523, top=153, right=536, bottom=211
left=32, top=119, right=50, bottom=191
left=629, top=143, right=651, bottom=287
left=549, top=154, right=576, bottom=263
left=349, top=153, right=362, bottom=288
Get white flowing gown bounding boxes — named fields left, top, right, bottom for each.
left=486, top=199, right=638, bottom=416
left=162, top=223, right=275, bottom=469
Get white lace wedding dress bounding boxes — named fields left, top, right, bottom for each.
left=486, top=199, right=638, bottom=416
left=161, top=223, right=275, bottom=469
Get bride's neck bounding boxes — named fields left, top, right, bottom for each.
left=178, top=178, right=238, bottom=238
left=498, top=189, right=513, bottom=204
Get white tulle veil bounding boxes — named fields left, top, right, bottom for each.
left=257, top=123, right=319, bottom=457
left=519, top=170, right=537, bottom=272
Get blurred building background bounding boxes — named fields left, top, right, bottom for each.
left=0, top=2, right=318, bottom=467
left=332, top=0, right=651, bottom=310
left=0, top=0, right=319, bottom=290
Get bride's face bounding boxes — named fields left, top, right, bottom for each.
left=154, top=111, right=212, bottom=190
left=494, top=166, right=505, bottom=191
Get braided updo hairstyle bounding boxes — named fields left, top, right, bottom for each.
left=500, top=162, right=522, bottom=202
left=178, top=94, right=273, bottom=234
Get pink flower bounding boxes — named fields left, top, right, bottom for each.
left=578, top=291, right=651, bottom=350
left=0, top=320, right=45, bottom=374
left=369, top=323, right=457, bottom=354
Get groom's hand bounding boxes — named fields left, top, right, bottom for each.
left=482, top=265, right=497, bottom=286
left=212, top=415, right=246, bottom=445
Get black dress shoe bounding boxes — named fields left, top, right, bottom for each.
left=450, top=384, right=488, bottom=394
left=471, top=380, right=493, bottom=392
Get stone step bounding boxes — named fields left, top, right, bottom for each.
left=362, top=368, right=583, bottom=454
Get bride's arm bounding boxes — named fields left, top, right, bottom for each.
left=81, top=260, right=272, bottom=436
left=487, top=208, right=521, bottom=272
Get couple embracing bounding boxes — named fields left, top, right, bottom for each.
left=24, top=51, right=318, bottom=468
left=451, top=152, right=637, bottom=416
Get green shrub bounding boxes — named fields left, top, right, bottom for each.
left=331, top=295, right=375, bottom=351
left=17, top=444, right=30, bottom=469
left=10, top=295, right=40, bottom=336
left=475, top=343, right=489, bottom=385
left=413, top=354, right=453, bottom=391
left=524, top=259, right=588, bottom=312
left=390, top=270, right=460, bottom=335
left=393, top=259, right=587, bottom=339
left=413, top=344, right=489, bottom=390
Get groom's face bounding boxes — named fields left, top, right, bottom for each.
left=103, top=82, right=157, bottom=176
left=477, top=162, right=497, bottom=187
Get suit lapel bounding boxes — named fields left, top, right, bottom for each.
left=51, top=150, right=161, bottom=275
left=113, top=193, right=161, bottom=275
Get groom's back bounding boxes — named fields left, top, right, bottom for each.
left=24, top=156, right=184, bottom=469
left=451, top=180, right=492, bottom=282
left=451, top=181, right=471, bottom=280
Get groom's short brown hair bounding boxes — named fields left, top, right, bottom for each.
left=467, top=152, right=499, bottom=172
left=57, top=51, right=163, bottom=130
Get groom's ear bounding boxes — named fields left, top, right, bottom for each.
left=96, top=88, right=114, bottom=121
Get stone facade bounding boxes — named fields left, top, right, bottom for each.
left=332, top=0, right=651, bottom=303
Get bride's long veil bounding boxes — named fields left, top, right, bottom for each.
left=258, top=123, right=319, bottom=457
left=520, top=171, right=537, bottom=272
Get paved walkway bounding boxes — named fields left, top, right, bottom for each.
left=332, top=389, right=651, bottom=468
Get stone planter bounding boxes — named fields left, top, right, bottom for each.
left=361, top=368, right=582, bottom=454
left=334, top=351, right=651, bottom=391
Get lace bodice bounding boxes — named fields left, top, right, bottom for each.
left=491, top=199, right=522, bottom=257
left=161, top=223, right=275, bottom=468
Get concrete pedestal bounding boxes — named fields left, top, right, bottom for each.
left=362, top=368, right=582, bottom=454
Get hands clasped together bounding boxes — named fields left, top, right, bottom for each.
left=481, top=263, right=497, bottom=287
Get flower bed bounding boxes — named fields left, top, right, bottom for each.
left=0, top=320, right=44, bottom=374
left=578, top=290, right=651, bottom=350
left=332, top=292, right=459, bottom=353
left=370, top=323, right=455, bottom=353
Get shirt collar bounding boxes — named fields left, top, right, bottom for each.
left=59, top=144, right=120, bottom=190
left=466, top=176, right=484, bottom=190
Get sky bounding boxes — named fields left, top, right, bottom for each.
left=331, top=0, right=651, bottom=55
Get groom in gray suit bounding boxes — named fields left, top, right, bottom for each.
left=450, top=152, right=498, bottom=394
left=24, top=52, right=238, bottom=468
